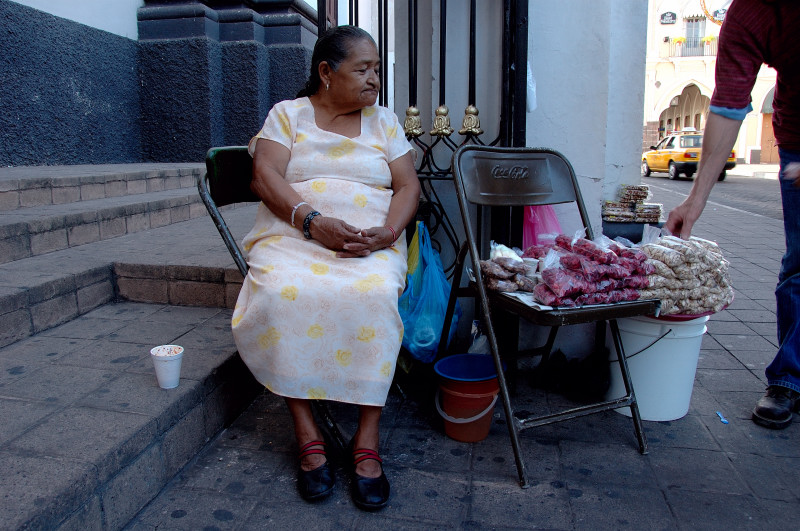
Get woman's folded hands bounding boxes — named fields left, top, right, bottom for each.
left=309, top=217, right=394, bottom=257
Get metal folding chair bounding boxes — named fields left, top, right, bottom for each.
left=197, top=146, right=347, bottom=451
left=442, top=145, right=660, bottom=488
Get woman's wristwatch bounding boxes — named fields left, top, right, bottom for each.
left=303, top=211, right=322, bottom=239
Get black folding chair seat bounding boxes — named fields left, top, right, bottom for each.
left=442, top=145, right=660, bottom=488
left=197, top=146, right=347, bottom=450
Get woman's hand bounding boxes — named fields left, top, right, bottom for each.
left=308, top=216, right=372, bottom=257
left=358, top=226, right=396, bottom=252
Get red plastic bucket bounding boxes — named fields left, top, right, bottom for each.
left=434, top=354, right=502, bottom=442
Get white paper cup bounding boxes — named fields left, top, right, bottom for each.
left=150, top=345, right=184, bottom=389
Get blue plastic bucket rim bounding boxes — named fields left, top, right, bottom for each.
left=434, top=353, right=504, bottom=382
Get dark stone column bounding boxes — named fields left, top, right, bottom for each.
left=138, top=0, right=316, bottom=161
left=222, top=41, right=271, bottom=146
left=138, top=37, right=224, bottom=162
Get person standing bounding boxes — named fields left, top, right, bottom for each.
left=665, top=0, right=800, bottom=429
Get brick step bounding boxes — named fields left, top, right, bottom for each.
left=0, top=301, right=261, bottom=530
left=0, top=187, right=210, bottom=264
left=0, top=169, right=261, bottom=528
left=0, top=204, right=256, bottom=348
left=0, top=163, right=204, bottom=212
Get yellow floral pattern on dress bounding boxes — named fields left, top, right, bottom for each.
left=386, top=125, right=398, bottom=138
left=233, top=99, right=413, bottom=406
left=257, top=327, right=281, bottom=349
left=307, top=324, right=324, bottom=338
left=336, top=349, right=352, bottom=367
left=258, top=235, right=283, bottom=248
left=310, top=263, right=329, bottom=275
left=354, top=274, right=385, bottom=293
left=281, top=286, right=298, bottom=301
left=328, top=139, right=357, bottom=159
left=307, top=387, right=327, bottom=399
left=277, top=111, right=291, bottom=139
left=357, top=326, right=376, bottom=342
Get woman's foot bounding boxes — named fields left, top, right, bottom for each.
left=350, top=445, right=390, bottom=510
left=297, top=440, right=335, bottom=501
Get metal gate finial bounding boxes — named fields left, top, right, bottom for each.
left=459, top=105, right=483, bottom=135
left=430, top=105, right=454, bottom=136
left=404, top=106, right=424, bottom=138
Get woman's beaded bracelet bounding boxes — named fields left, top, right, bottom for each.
left=303, top=211, right=321, bottom=239
left=290, top=201, right=309, bottom=227
left=386, top=225, right=397, bottom=242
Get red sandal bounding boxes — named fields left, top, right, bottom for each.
left=297, top=440, right=334, bottom=501
left=351, top=447, right=390, bottom=510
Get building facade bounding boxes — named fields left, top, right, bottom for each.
left=643, top=0, right=778, bottom=163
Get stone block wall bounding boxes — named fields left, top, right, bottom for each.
left=0, top=0, right=316, bottom=165
left=0, top=0, right=141, bottom=166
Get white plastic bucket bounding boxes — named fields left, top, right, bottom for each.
left=605, top=315, right=708, bottom=421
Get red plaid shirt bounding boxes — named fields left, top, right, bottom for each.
left=711, top=0, right=800, bottom=150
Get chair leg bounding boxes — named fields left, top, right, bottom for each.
left=311, top=401, right=347, bottom=452
left=483, top=316, right=530, bottom=488
left=608, top=319, right=648, bottom=455
left=494, top=362, right=531, bottom=488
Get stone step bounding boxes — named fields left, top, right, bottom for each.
left=0, top=187, right=209, bottom=264
left=0, top=203, right=257, bottom=348
left=0, top=163, right=204, bottom=212
left=0, top=301, right=261, bottom=530
left=0, top=165, right=262, bottom=528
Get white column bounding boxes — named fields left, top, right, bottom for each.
left=526, top=0, right=648, bottom=235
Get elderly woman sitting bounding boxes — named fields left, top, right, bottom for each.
left=231, top=25, right=420, bottom=510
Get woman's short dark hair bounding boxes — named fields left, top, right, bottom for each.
left=296, top=25, right=376, bottom=98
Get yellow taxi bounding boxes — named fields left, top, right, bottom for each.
left=642, top=129, right=736, bottom=181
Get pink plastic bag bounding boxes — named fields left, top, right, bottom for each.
left=523, top=205, right=562, bottom=249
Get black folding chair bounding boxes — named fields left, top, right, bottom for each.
left=442, top=145, right=660, bottom=488
left=197, top=145, right=347, bottom=451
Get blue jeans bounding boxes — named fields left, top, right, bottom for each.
left=768, top=148, right=800, bottom=393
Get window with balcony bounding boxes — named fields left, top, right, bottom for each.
left=684, top=17, right=706, bottom=56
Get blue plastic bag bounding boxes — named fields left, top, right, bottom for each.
left=398, top=221, right=461, bottom=363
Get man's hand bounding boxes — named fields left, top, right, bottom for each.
left=664, top=198, right=707, bottom=239
left=786, top=162, right=800, bottom=186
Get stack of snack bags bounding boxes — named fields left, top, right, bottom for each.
left=638, top=235, right=734, bottom=315
left=478, top=243, right=539, bottom=294
left=480, top=230, right=733, bottom=315
left=522, top=234, right=654, bottom=307
left=602, top=184, right=663, bottom=223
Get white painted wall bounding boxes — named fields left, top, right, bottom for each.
left=526, top=0, right=648, bottom=235
left=11, top=0, right=143, bottom=39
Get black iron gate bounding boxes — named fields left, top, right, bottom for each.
left=316, top=0, right=528, bottom=263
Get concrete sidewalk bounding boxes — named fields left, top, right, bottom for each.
left=729, top=163, right=781, bottom=179
left=120, top=181, right=799, bottom=529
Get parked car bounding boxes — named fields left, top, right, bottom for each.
left=642, top=129, right=736, bottom=181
